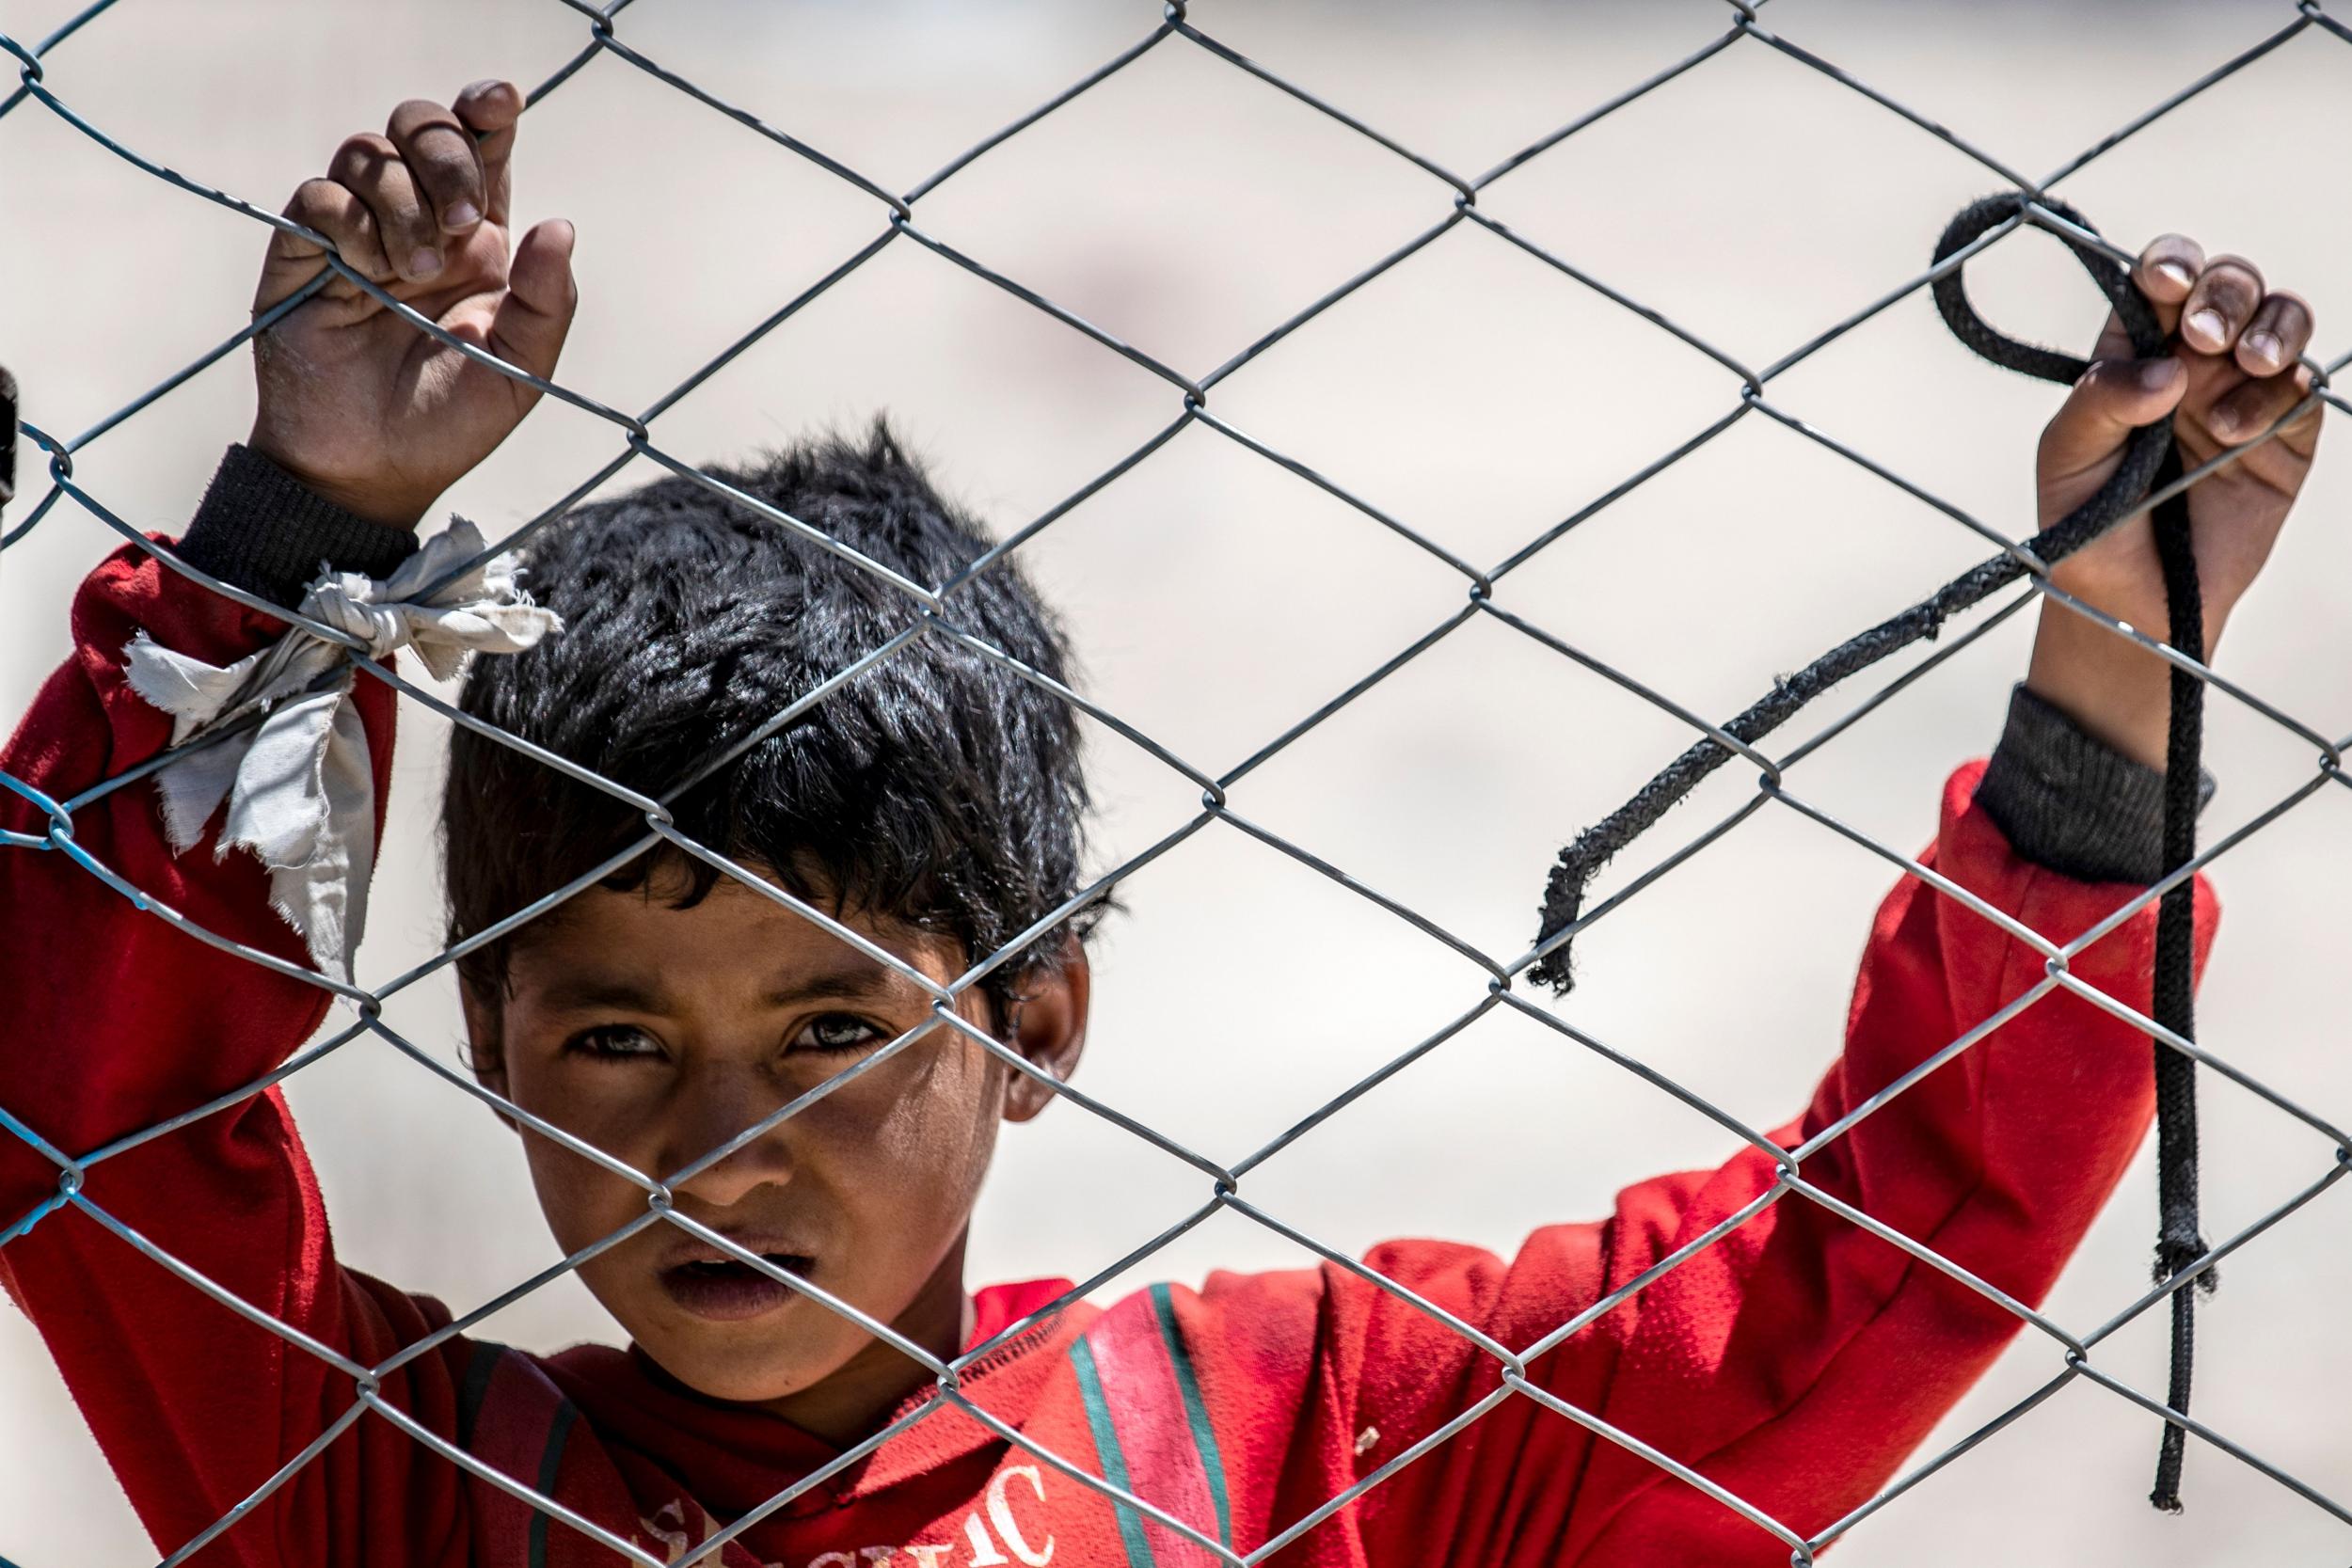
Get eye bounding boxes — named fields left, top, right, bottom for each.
left=793, top=1013, right=884, bottom=1054
left=563, top=1024, right=666, bottom=1062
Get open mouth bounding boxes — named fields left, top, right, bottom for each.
left=659, top=1252, right=815, bottom=1323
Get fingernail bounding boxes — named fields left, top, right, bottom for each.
left=2139, top=356, right=2180, bottom=391
left=410, top=247, right=443, bottom=277
left=2243, top=329, right=2282, bottom=368
left=2156, top=261, right=2195, bottom=289
left=2185, top=308, right=2225, bottom=347
left=443, top=201, right=481, bottom=230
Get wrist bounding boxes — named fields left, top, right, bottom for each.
left=1979, top=683, right=2217, bottom=883
left=2023, top=594, right=2215, bottom=772
left=177, top=444, right=423, bottom=610
left=245, top=428, right=430, bottom=532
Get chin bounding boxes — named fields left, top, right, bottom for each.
left=646, top=1338, right=816, bottom=1402
left=689, top=1360, right=812, bottom=1403
left=651, top=1315, right=859, bottom=1403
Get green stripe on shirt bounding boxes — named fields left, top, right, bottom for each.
left=1070, top=1336, right=1158, bottom=1568
left=1149, top=1283, right=1232, bottom=1546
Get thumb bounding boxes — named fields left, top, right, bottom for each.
left=486, top=219, right=579, bottom=385
left=2039, top=355, right=2185, bottom=481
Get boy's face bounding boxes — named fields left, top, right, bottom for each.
left=465, top=863, right=1087, bottom=1433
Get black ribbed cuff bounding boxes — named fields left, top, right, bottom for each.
left=175, top=444, right=420, bottom=610
left=1976, top=683, right=2217, bottom=885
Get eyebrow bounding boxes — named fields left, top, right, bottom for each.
left=531, top=955, right=909, bottom=1017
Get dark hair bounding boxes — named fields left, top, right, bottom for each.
left=443, top=419, right=1091, bottom=1044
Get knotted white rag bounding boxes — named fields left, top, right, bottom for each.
left=123, top=519, right=563, bottom=982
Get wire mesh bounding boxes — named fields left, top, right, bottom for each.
left=4, top=1, right=2352, bottom=1564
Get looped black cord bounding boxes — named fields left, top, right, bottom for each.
left=1530, top=192, right=2210, bottom=1509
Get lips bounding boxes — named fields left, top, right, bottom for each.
left=657, top=1234, right=816, bottom=1323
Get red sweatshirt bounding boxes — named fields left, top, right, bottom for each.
left=0, top=535, right=2214, bottom=1568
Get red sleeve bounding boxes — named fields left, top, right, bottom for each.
left=0, top=542, right=471, bottom=1566
left=1319, top=763, right=2214, bottom=1565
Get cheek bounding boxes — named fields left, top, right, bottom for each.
left=504, top=1063, right=665, bottom=1249
left=518, top=1128, right=657, bottom=1259
left=811, top=1038, right=1005, bottom=1207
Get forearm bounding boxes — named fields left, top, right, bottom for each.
left=0, top=447, right=414, bottom=1165
left=1545, top=705, right=2218, bottom=1558
left=0, top=450, right=445, bottom=1559
left=1798, top=687, right=2217, bottom=1307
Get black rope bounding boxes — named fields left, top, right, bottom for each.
left=1530, top=192, right=2210, bottom=1509
left=2147, top=438, right=2212, bottom=1513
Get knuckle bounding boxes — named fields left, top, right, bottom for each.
left=2266, top=289, right=2314, bottom=327
left=421, top=141, right=483, bottom=192
left=284, top=177, right=342, bottom=221
left=387, top=97, right=447, bottom=135
left=321, top=210, right=379, bottom=261
left=327, top=133, right=395, bottom=182
left=2204, top=256, right=2265, bottom=300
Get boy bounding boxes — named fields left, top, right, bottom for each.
left=0, top=78, right=2323, bottom=1568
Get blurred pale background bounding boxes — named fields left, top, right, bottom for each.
left=7, top=0, right=2352, bottom=1562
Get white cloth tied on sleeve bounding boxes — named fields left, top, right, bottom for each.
left=123, top=519, right=563, bottom=982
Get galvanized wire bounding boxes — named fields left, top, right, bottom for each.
left=4, top=1, right=2351, bottom=1563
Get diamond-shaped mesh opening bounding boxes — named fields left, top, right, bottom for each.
left=6, top=3, right=2352, bottom=1565
left=1474, top=30, right=2019, bottom=371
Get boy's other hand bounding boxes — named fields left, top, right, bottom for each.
left=2026, top=234, right=2320, bottom=770
left=248, top=80, right=578, bottom=531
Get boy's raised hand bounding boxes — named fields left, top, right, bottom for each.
left=248, top=80, right=578, bottom=531
left=2026, top=235, right=2321, bottom=769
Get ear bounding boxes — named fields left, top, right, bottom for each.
left=1001, top=937, right=1090, bottom=1125
left=458, top=978, right=524, bottom=1136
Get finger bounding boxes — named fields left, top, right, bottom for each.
left=2130, top=233, right=2204, bottom=337
left=328, top=132, right=443, bottom=283
left=2235, top=288, right=2313, bottom=379
left=2277, top=364, right=2326, bottom=459
left=453, top=79, right=525, bottom=228
left=387, top=98, right=487, bottom=236
left=2040, top=356, right=2188, bottom=478
left=2207, top=362, right=2317, bottom=447
left=2178, top=254, right=2264, bottom=356
left=485, top=219, right=578, bottom=384
left=257, top=178, right=393, bottom=313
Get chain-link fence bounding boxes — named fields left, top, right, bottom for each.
left=6, top=1, right=2352, bottom=1563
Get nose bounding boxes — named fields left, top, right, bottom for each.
left=661, top=1063, right=797, bottom=1209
